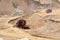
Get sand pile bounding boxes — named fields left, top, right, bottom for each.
left=25, top=9, right=60, bottom=40
left=26, top=9, right=48, bottom=29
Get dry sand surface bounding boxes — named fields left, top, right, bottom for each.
left=0, top=0, right=60, bottom=40
left=26, top=9, right=60, bottom=40
left=0, top=16, right=53, bottom=40
left=0, top=9, right=60, bottom=40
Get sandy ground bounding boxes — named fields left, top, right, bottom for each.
left=0, top=0, right=60, bottom=40
left=0, top=11, right=54, bottom=40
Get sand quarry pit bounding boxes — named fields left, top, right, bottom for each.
left=0, top=0, right=60, bottom=40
